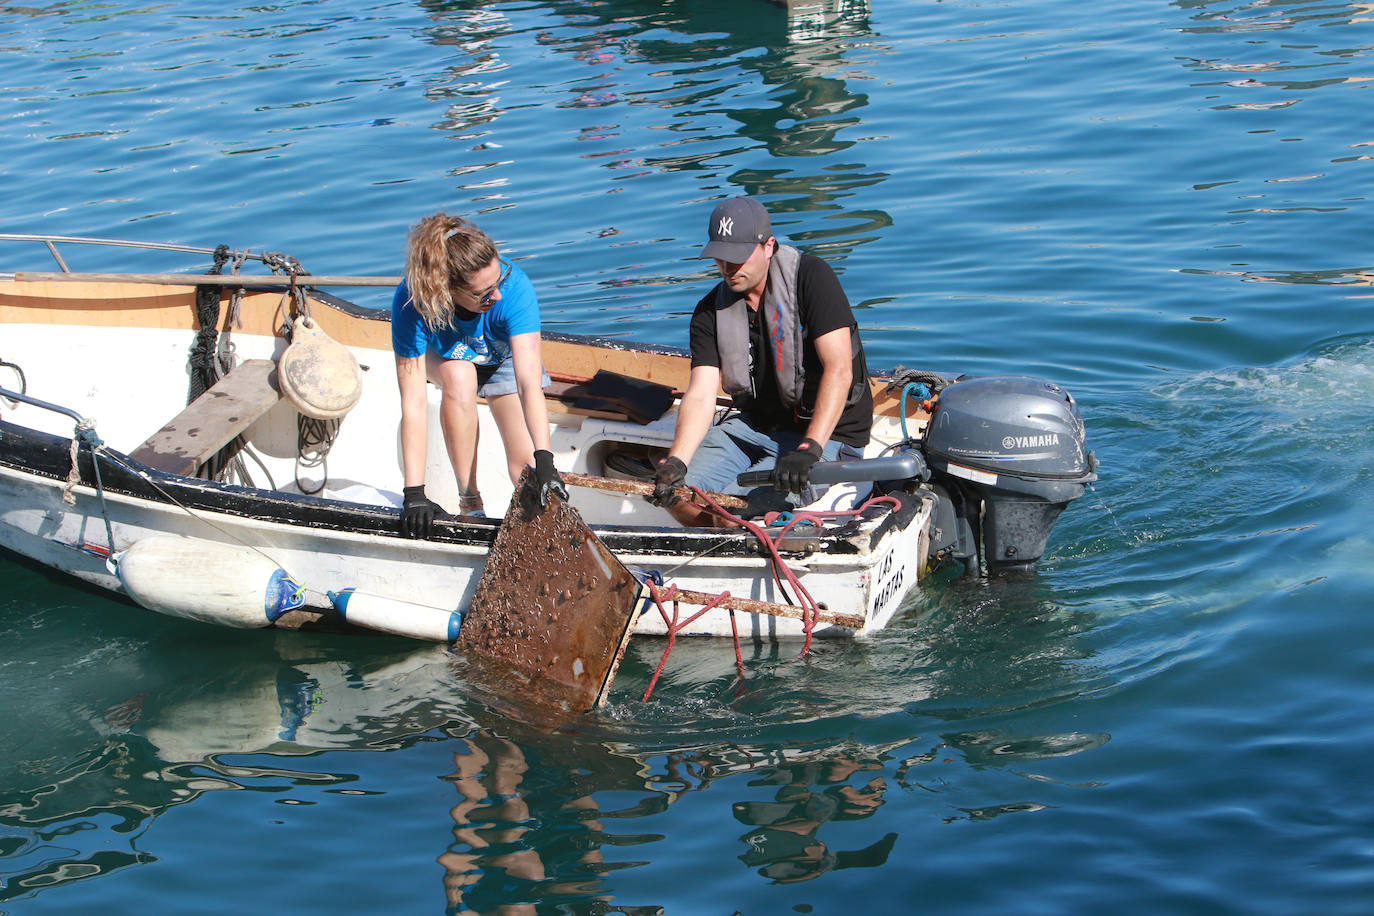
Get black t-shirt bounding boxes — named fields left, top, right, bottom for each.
left=689, top=252, right=873, bottom=447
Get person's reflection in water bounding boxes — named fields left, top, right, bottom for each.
left=732, top=750, right=897, bottom=884
left=437, top=730, right=612, bottom=916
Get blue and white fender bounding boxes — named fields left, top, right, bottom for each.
left=116, top=536, right=305, bottom=628
left=329, top=589, right=463, bottom=643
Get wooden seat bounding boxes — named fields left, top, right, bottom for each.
left=129, top=359, right=282, bottom=477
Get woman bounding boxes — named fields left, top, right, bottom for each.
left=391, top=213, right=565, bottom=538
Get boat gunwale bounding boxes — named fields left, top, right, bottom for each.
left=0, top=418, right=923, bottom=560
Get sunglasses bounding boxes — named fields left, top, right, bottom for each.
left=454, top=258, right=511, bottom=308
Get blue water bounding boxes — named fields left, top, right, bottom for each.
left=3, top=0, right=1372, bottom=912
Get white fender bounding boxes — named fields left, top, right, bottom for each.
left=330, top=589, right=462, bottom=642
left=116, top=536, right=305, bottom=628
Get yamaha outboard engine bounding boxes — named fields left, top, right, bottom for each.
left=921, top=376, right=1097, bottom=575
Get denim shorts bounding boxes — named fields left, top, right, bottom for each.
left=475, top=357, right=551, bottom=398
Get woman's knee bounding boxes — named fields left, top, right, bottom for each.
left=438, top=388, right=477, bottom=413
left=432, top=357, right=479, bottom=398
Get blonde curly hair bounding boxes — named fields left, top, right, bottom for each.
left=403, top=212, right=500, bottom=331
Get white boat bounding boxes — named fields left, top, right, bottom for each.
left=0, top=234, right=1097, bottom=644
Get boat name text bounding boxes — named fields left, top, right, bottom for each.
left=870, top=552, right=905, bottom=617
left=1002, top=433, right=1060, bottom=450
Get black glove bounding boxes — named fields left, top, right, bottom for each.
left=531, top=449, right=568, bottom=508
left=401, top=484, right=445, bottom=539
left=772, top=438, right=823, bottom=494
left=649, top=455, right=687, bottom=507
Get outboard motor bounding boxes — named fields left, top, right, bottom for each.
left=921, top=375, right=1097, bottom=575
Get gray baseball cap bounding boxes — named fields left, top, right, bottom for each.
left=700, top=196, right=772, bottom=262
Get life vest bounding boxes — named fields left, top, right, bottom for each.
left=715, top=244, right=864, bottom=418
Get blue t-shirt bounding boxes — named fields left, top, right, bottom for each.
left=390, top=262, right=540, bottom=365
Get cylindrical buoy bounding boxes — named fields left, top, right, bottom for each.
left=116, top=536, right=305, bottom=628
left=329, top=588, right=462, bottom=642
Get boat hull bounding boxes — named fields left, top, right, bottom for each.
left=0, top=421, right=930, bottom=640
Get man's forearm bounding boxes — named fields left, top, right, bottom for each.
left=670, top=390, right=716, bottom=464
left=803, top=363, right=850, bottom=446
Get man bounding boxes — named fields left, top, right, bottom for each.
left=650, top=196, right=873, bottom=526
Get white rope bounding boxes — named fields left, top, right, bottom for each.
left=61, top=417, right=99, bottom=506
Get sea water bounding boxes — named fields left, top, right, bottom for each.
left=2, top=1, right=1372, bottom=912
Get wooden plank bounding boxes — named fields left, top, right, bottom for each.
left=4, top=275, right=922, bottom=423
left=128, top=359, right=281, bottom=476
left=540, top=338, right=693, bottom=394
left=0, top=284, right=373, bottom=347
left=456, top=471, right=646, bottom=713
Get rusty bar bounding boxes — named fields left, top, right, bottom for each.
left=663, top=587, right=864, bottom=630
left=562, top=470, right=748, bottom=510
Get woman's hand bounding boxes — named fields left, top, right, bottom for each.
left=401, top=485, right=447, bottom=538
left=530, top=449, right=568, bottom=508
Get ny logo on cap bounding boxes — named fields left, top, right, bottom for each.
left=717, top=216, right=734, bottom=237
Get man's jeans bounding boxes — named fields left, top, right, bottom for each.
left=683, top=413, right=862, bottom=505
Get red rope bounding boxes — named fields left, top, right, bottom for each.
left=639, top=490, right=901, bottom=699
left=763, top=493, right=902, bottom=542
left=753, top=494, right=903, bottom=622
left=642, top=581, right=731, bottom=701
left=729, top=609, right=745, bottom=687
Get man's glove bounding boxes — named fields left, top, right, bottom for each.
left=772, top=438, right=823, bottom=494
left=531, top=449, right=568, bottom=508
left=401, top=484, right=445, bottom=539
left=649, top=455, right=687, bottom=507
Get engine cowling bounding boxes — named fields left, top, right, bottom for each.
left=920, top=375, right=1097, bottom=574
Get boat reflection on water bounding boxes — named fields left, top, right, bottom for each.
left=434, top=729, right=906, bottom=910
left=732, top=748, right=897, bottom=884
left=775, top=0, right=874, bottom=44
left=0, top=630, right=475, bottom=902
left=437, top=729, right=668, bottom=915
